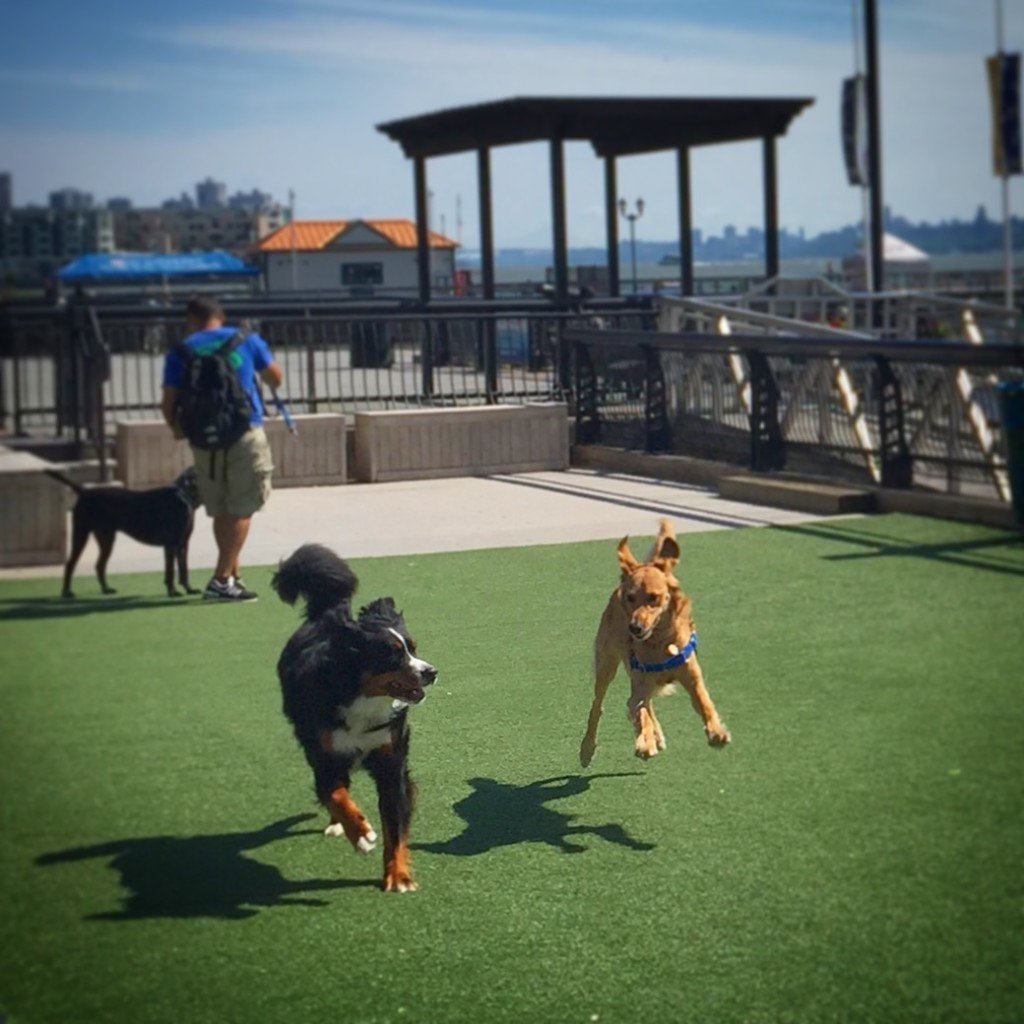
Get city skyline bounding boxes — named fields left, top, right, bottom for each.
left=1, top=1, right=1021, bottom=249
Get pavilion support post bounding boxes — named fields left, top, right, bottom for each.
left=676, top=146, right=695, bottom=296
left=762, top=135, right=780, bottom=290
left=478, top=146, right=497, bottom=401
left=549, top=137, right=569, bottom=305
left=604, top=156, right=620, bottom=298
left=414, top=156, right=431, bottom=304
left=477, top=147, right=496, bottom=301
left=865, top=0, right=885, bottom=295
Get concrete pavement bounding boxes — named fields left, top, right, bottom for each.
left=1, top=468, right=833, bottom=583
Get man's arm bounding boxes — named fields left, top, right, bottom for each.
left=161, top=386, right=184, bottom=439
left=260, top=362, right=284, bottom=390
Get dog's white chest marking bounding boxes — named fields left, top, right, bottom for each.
left=328, top=695, right=396, bottom=758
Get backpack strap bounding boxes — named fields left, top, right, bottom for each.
left=217, top=328, right=250, bottom=356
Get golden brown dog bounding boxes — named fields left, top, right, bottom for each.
left=579, top=519, right=729, bottom=766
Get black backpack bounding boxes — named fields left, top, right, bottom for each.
left=174, top=330, right=253, bottom=452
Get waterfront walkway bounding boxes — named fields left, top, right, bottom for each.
left=1, top=468, right=830, bottom=581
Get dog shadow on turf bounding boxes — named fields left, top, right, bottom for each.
left=414, top=774, right=655, bottom=856
left=35, top=814, right=376, bottom=921
left=0, top=595, right=196, bottom=622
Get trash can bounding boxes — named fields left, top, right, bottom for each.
left=350, top=322, right=393, bottom=369
left=998, top=380, right=1024, bottom=523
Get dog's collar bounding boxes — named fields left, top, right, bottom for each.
left=629, top=632, right=698, bottom=674
left=357, top=718, right=396, bottom=735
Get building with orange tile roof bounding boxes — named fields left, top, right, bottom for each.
left=257, top=218, right=458, bottom=296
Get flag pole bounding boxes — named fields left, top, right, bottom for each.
left=852, top=0, right=872, bottom=294
left=996, top=0, right=1014, bottom=310
left=288, top=188, right=297, bottom=292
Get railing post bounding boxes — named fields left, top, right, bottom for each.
left=483, top=317, right=498, bottom=403
left=643, top=343, right=671, bottom=453
left=556, top=319, right=572, bottom=398
left=85, top=305, right=112, bottom=481
left=574, top=341, right=600, bottom=444
left=420, top=319, right=434, bottom=399
left=66, top=296, right=86, bottom=448
left=305, top=315, right=317, bottom=414
left=0, top=306, right=10, bottom=432
left=875, top=356, right=913, bottom=488
left=747, top=350, right=785, bottom=471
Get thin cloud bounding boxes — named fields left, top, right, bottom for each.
left=0, top=67, right=151, bottom=94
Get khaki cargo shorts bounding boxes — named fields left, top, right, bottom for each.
left=191, top=427, right=274, bottom=518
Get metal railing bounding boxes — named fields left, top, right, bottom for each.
left=670, top=277, right=1022, bottom=343
left=568, top=325, right=1024, bottom=502
left=0, top=297, right=656, bottom=449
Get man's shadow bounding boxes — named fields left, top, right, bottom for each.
left=415, top=774, right=655, bottom=856
left=35, top=814, right=376, bottom=921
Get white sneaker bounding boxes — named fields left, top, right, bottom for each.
left=202, top=576, right=258, bottom=602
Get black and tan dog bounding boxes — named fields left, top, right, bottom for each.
left=47, top=468, right=201, bottom=598
left=580, top=518, right=729, bottom=766
left=273, top=544, right=437, bottom=893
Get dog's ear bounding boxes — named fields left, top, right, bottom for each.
left=652, top=535, right=680, bottom=572
left=617, top=536, right=639, bottom=576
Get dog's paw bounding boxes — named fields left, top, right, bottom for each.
left=706, top=725, right=731, bottom=747
left=383, top=870, right=418, bottom=894
left=324, top=823, right=378, bottom=854
left=579, top=737, right=597, bottom=768
left=185, top=587, right=201, bottom=595
left=168, top=588, right=181, bottom=598
left=634, top=738, right=659, bottom=760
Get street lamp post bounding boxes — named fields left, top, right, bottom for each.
left=618, top=197, right=644, bottom=295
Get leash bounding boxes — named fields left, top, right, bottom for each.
left=629, top=631, right=699, bottom=673
left=270, top=389, right=298, bottom=436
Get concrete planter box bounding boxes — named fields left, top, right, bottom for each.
left=354, top=402, right=569, bottom=483
left=0, top=446, right=67, bottom=567
left=116, top=414, right=347, bottom=489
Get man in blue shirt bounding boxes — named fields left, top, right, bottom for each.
left=161, top=295, right=284, bottom=602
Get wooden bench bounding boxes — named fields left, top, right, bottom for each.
left=354, top=403, right=569, bottom=483
left=0, top=445, right=67, bottom=567
left=116, top=415, right=348, bottom=489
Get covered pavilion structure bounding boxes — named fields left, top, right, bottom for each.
left=377, top=95, right=813, bottom=304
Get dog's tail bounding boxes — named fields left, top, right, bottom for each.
left=272, top=543, right=358, bottom=620
left=44, top=469, right=84, bottom=494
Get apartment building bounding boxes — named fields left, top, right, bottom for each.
left=1, top=206, right=114, bottom=284
left=112, top=206, right=287, bottom=256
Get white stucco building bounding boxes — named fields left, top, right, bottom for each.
left=258, top=219, right=458, bottom=297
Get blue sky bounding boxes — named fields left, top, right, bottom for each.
left=1, top=0, right=1021, bottom=248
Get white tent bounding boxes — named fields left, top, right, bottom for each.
left=842, top=232, right=931, bottom=286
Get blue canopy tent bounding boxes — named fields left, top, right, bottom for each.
left=58, top=251, right=260, bottom=282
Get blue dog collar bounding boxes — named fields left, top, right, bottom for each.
left=629, top=632, right=699, bottom=674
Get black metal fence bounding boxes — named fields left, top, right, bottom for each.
left=5, top=299, right=1023, bottom=503
left=569, top=327, right=1024, bottom=501
left=0, top=298, right=656, bottom=441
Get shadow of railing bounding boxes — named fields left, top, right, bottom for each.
left=778, top=520, right=1024, bottom=578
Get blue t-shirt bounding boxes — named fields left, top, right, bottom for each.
left=163, top=327, right=274, bottom=428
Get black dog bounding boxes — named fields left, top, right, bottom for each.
left=273, top=544, right=437, bottom=893
left=47, top=467, right=201, bottom=598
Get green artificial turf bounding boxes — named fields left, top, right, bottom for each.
left=1, top=514, right=1022, bottom=1024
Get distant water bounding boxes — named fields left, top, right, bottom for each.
left=482, top=251, right=1024, bottom=286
